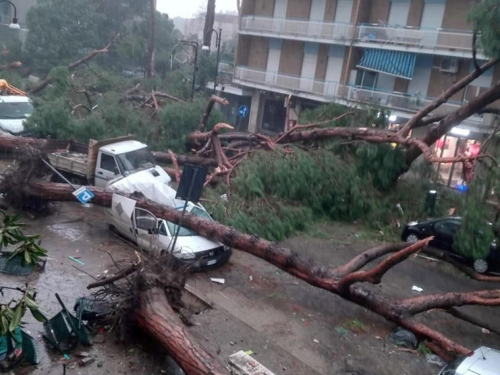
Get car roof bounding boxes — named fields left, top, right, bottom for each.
left=99, top=140, right=148, bottom=155
left=457, top=347, right=500, bottom=375
left=0, top=96, right=32, bottom=103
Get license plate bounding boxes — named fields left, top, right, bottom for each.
left=206, top=259, right=217, bottom=266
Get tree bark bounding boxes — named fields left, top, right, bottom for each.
left=135, top=288, right=227, bottom=375
left=19, top=180, right=500, bottom=357
left=153, top=151, right=218, bottom=167
left=203, top=0, right=216, bottom=48
left=145, top=0, right=156, bottom=78
left=197, top=96, right=229, bottom=132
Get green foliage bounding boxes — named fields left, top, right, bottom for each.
left=203, top=145, right=456, bottom=242
left=156, top=99, right=225, bottom=153
left=454, top=150, right=499, bottom=260
left=469, top=0, right=500, bottom=59
left=0, top=213, right=48, bottom=266
left=0, top=287, right=45, bottom=339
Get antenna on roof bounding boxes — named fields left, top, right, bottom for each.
left=479, top=347, right=486, bottom=360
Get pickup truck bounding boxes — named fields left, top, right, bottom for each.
left=47, top=135, right=169, bottom=188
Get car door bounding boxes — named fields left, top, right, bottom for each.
left=95, top=152, right=120, bottom=188
left=110, top=194, right=137, bottom=241
left=133, top=208, right=159, bottom=250
left=432, top=219, right=460, bottom=252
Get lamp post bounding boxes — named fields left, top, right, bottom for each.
left=170, top=40, right=199, bottom=100
left=0, top=0, right=20, bottom=29
left=202, top=28, right=222, bottom=93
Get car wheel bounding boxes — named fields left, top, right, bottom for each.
left=473, top=259, right=488, bottom=274
left=405, top=233, right=420, bottom=243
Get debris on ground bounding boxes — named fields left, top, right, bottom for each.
left=210, top=278, right=225, bottom=285
left=79, top=357, right=95, bottom=367
left=335, top=327, right=348, bottom=336
left=411, top=285, right=423, bottom=293
left=229, top=351, right=276, bottom=375
left=426, top=354, right=446, bottom=367
left=389, top=327, right=418, bottom=349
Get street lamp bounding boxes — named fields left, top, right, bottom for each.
left=169, top=40, right=199, bottom=100
left=0, top=0, right=20, bottom=29
left=203, top=28, right=222, bottom=93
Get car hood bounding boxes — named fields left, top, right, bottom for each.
left=172, top=235, right=222, bottom=255
left=456, top=347, right=500, bottom=375
left=0, top=119, right=25, bottom=134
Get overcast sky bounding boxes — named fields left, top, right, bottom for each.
left=156, top=0, right=237, bottom=18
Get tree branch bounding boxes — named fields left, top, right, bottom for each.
left=398, top=59, right=498, bottom=137
left=167, top=150, right=180, bottom=183
left=197, top=95, right=229, bottom=133
left=337, top=238, right=432, bottom=294
left=29, top=31, right=121, bottom=95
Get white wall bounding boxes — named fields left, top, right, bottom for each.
left=334, top=0, right=354, bottom=22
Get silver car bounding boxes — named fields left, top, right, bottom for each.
left=439, top=347, right=500, bottom=375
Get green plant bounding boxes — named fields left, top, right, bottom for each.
left=0, top=287, right=45, bottom=339
left=0, top=213, right=47, bottom=266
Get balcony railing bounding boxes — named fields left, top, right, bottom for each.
left=234, top=66, right=485, bottom=125
left=356, top=24, right=476, bottom=55
left=240, top=16, right=354, bottom=43
left=239, top=16, right=479, bottom=57
left=234, top=66, right=343, bottom=99
left=345, top=86, right=483, bottom=124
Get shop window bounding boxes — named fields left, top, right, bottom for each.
left=261, top=99, right=286, bottom=133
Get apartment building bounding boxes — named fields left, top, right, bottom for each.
left=232, top=0, right=500, bottom=187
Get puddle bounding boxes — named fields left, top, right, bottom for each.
left=47, top=223, right=85, bottom=241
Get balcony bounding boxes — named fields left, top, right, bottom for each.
left=234, top=66, right=343, bottom=101
left=240, top=16, right=354, bottom=45
left=355, top=24, right=484, bottom=59
left=345, top=86, right=484, bottom=126
left=239, top=16, right=483, bottom=59
left=234, top=66, right=488, bottom=129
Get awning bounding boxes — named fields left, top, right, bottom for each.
left=356, top=49, right=416, bottom=79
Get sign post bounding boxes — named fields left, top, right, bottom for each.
left=42, top=159, right=94, bottom=206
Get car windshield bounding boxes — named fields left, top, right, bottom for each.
left=116, top=147, right=156, bottom=172
left=167, top=206, right=212, bottom=237
left=0, top=102, right=34, bottom=120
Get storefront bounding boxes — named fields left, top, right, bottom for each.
left=433, top=127, right=483, bottom=190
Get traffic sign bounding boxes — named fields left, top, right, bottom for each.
left=237, top=105, right=249, bottom=118
left=72, top=187, right=94, bottom=205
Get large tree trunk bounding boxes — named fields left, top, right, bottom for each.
left=135, top=288, right=227, bottom=375
left=19, top=181, right=500, bottom=357
left=145, top=0, right=156, bottom=78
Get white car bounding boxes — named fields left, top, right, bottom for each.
left=106, top=169, right=232, bottom=270
left=439, top=347, right=500, bottom=375
left=0, top=96, right=34, bottom=135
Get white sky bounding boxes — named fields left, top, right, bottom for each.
left=157, top=0, right=237, bottom=18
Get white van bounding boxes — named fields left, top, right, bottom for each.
left=0, top=96, right=34, bottom=135
left=106, top=169, right=232, bottom=270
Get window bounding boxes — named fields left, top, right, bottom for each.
left=100, top=153, right=118, bottom=173
left=159, top=221, right=169, bottom=236
left=135, top=209, right=157, bottom=231
left=0, top=102, right=34, bottom=120
left=355, top=70, right=377, bottom=89
left=167, top=206, right=213, bottom=237
left=116, top=147, right=156, bottom=172
left=434, top=220, right=460, bottom=237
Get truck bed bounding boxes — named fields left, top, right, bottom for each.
left=47, top=151, right=88, bottom=177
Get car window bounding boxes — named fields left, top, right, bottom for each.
left=135, top=209, right=157, bottom=231
left=434, top=220, right=460, bottom=236
left=100, top=153, right=118, bottom=172
left=158, top=221, right=169, bottom=236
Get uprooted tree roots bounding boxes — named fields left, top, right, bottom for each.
left=86, top=251, right=227, bottom=375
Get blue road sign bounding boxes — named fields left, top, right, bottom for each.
left=238, top=105, right=249, bottom=118
left=72, top=187, right=95, bottom=205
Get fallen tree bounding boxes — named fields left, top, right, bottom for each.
left=11, top=180, right=500, bottom=360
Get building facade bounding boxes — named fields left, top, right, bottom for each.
left=233, top=0, right=500, bottom=187
left=0, top=0, right=37, bottom=27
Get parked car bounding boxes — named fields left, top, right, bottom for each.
left=106, top=169, right=232, bottom=271
left=438, top=346, right=500, bottom=375
left=401, top=217, right=499, bottom=274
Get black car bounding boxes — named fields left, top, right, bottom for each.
left=401, top=217, right=499, bottom=274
